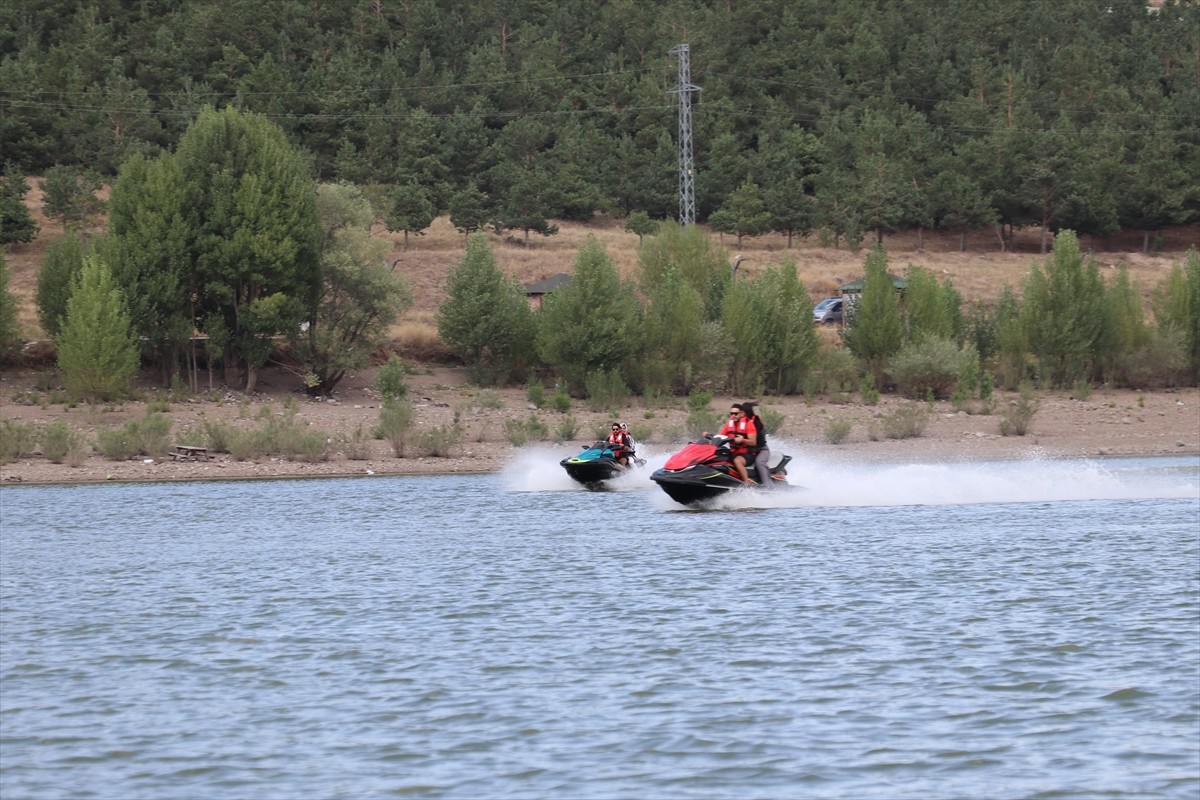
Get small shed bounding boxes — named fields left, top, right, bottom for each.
left=524, top=273, right=572, bottom=309
left=838, top=272, right=908, bottom=296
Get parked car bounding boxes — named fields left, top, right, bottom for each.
left=813, top=297, right=844, bottom=324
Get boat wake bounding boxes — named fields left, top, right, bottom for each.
left=503, top=441, right=1199, bottom=509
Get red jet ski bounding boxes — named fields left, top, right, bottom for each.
left=650, top=434, right=791, bottom=506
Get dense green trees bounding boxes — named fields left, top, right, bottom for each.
left=1, top=0, right=1194, bottom=245
left=437, top=232, right=533, bottom=385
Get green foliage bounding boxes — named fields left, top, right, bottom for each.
left=584, top=368, right=628, bottom=411
left=437, top=232, right=534, bottom=385
left=637, top=221, right=731, bottom=322
left=36, top=232, right=87, bottom=339
left=623, top=211, right=658, bottom=243
left=1151, top=249, right=1200, bottom=385
left=805, top=345, right=859, bottom=398
left=708, top=180, right=772, bottom=247
left=879, top=403, right=930, bottom=440
left=41, top=166, right=104, bottom=232
left=1115, top=327, right=1191, bottom=389
left=550, top=387, right=572, bottom=413
left=503, top=415, right=549, bottom=446
left=174, top=106, right=322, bottom=393
left=554, top=414, right=579, bottom=443
left=902, top=267, right=960, bottom=345
left=824, top=418, right=853, bottom=445
left=888, top=335, right=973, bottom=400
left=376, top=355, right=409, bottom=401
left=537, top=236, right=640, bottom=393
left=39, top=420, right=88, bottom=465
left=641, top=267, right=707, bottom=395
left=384, top=181, right=436, bottom=247
left=416, top=423, right=462, bottom=457
left=0, top=418, right=39, bottom=463
left=0, top=164, right=38, bottom=244
left=378, top=398, right=414, bottom=457
left=448, top=184, right=492, bottom=237
left=999, top=383, right=1041, bottom=436
left=55, top=256, right=140, bottom=403
left=723, top=259, right=818, bottom=395
left=841, top=245, right=903, bottom=384
left=0, top=258, right=20, bottom=363
left=1020, top=230, right=1108, bottom=388
left=525, top=381, right=545, bottom=408
left=294, top=182, right=411, bottom=396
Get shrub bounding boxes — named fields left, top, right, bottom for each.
left=999, top=383, right=1041, bottom=436
left=881, top=403, right=929, bottom=439
left=555, top=414, right=579, bottom=443
left=805, top=345, right=859, bottom=397
left=95, top=424, right=141, bottom=460
left=550, top=388, right=572, bottom=413
left=41, top=421, right=88, bottom=464
left=292, top=431, right=330, bottom=463
left=526, top=381, right=545, bottom=408
left=503, top=415, right=548, bottom=446
left=376, top=354, right=409, bottom=400
left=138, top=412, right=173, bottom=456
left=888, top=335, right=968, bottom=400
left=824, top=418, right=853, bottom=444
left=417, top=424, right=462, bottom=457
left=342, top=424, right=371, bottom=460
left=584, top=368, right=628, bottom=411
left=378, top=398, right=414, bottom=457
left=0, top=418, right=39, bottom=463
left=760, top=407, right=785, bottom=437
left=1116, top=327, right=1190, bottom=389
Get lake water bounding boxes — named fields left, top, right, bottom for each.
left=2, top=451, right=1198, bottom=800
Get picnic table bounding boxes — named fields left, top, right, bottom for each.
left=170, top=445, right=211, bottom=461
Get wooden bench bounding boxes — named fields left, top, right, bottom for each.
left=170, top=445, right=211, bottom=462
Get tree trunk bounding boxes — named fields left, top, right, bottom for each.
left=1143, top=231, right=1151, bottom=255
left=960, top=231, right=967, bottom=252
left=244, top=362, right=257, bottom=394
left=917, top=226, right=925, bottom=253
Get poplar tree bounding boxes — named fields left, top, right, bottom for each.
left=842, top=245, right=903, bottom=385
left=56, top=256, right=140, bottom=402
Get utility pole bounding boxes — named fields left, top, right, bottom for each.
left=668, top=43, right=701, bottom=226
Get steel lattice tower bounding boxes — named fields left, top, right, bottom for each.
left=668, top=44, right=701, bottom=226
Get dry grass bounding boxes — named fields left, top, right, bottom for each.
left=4, top=177, right=1197, bottom=344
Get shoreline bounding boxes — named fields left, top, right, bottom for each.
left=3, top=368, right=1198, bottom=488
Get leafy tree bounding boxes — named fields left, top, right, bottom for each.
left=293, top=182, right=412, bottom=396
left=641, top=267, right=706, bottom=395
left=0, top=257, right=20, bottom=362
left=436, top=232, right=533, bottom=385
left=537, top=236, right=640, bottom=393
left=723, top=259, right=818, bottom=395
left=841, top=245, right=903, bottom=385
left=102, top=153, right=193, bottom=386
left=1020, top=230, right=1108, bottom=387
left=1151, top=249, right=1200, bottom=384
left=384, top=181, right=437, bottom=250
left=448, top=183, right=492, bottom=237
left=41, top=166, right=104, bottom=233
left=708, top=180, right=772, bottom=249
left=623, top=211, right=658, bottom=244
left=637, top=220, right=731, bottom=322
left=1098, top=265, right=1148, bottom=383
left=758, top=125, right=821, bottom=247
left=174, top=106, right=322, bottom=393
left=36, top=231, right=87, bottom=339
left=902, top=267, right=960, bottom=345
left=0, top=164, right=38, bottom=244
left=56, top=256, right=140, bottom=402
